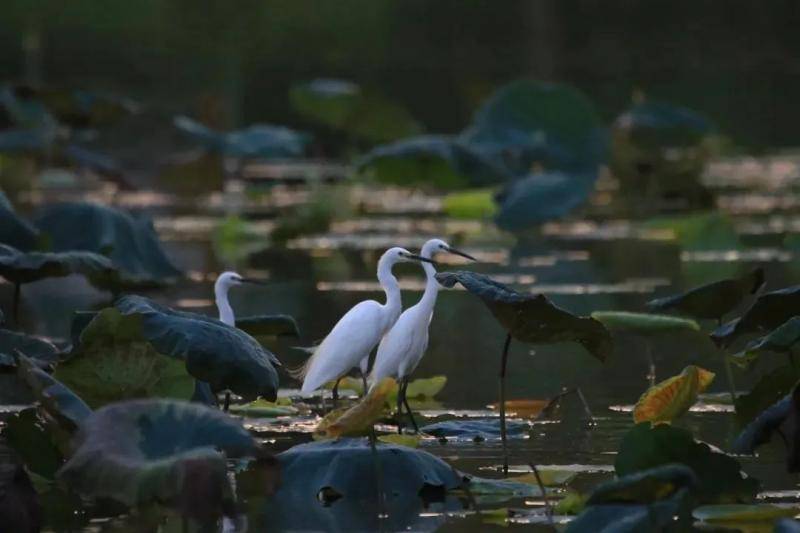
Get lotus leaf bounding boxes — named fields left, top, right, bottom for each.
left=713, top=286, right=800, bottom=346
left=591, top=311, right=700, bottom=334
left=174, top=116, right=309, bottom=158
left=290, top=79, right=420, bottom=143
left=435, top=270, right=612, bottom=361
left=733, top=363, right=799, bottom=428
left=57, top=399, right=257, bottom=512
left=235, top=314, right=300, bottom=338
left=633, top=365, right=715, bottom=424
left=34, top=202, right=182, bottom=286
left=647, top=268, right=764, bottom=321
left=0, top=243, right=119, bottom=288
left=565, top=464, right=697, bottom=532
left=0, top=190, right=38, bottom=250
left=261, top=438, right=462, bottom=531
left=442, top=188, right=497, bottom=219
left=736, top=317, right=800, bottom=361
left=493, top=171, right=599, bottom=231
left=314, top=378, right=395, bottom=439
left=616, top=422, right=758, bottom=503
left=358, top=135, right=509, bottom=189
left=0, top=329, right=60, bottom=369
left=2, top=408, right=63, bottom=480
left=229, top=399, right=298, bottom=418
left=644, top=212, right=739, bottom=251
left=17, top=355, right=91, bottom=432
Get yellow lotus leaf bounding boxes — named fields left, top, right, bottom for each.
left=314, top=378, right=395, bottom=439
left=633, top=365, right=715, bottom=424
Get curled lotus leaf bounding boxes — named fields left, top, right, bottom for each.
left=314, top=378, right=395, bottom=439
left=0, top=243, right=120, bottom=289
left=436, top=270, right=612, bottom=361
left=592, top=311, right=700, bottom=334
left=633, top=365, right=715, bottom=424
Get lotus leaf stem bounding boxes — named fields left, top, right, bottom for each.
left=499, top=333, right=512, bottom=476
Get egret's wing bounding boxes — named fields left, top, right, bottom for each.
left=300, top=301, right=386, bottom=393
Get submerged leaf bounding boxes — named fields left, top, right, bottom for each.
left=591, top=311, right=699, bottom=334
left=436, top=271, right=613, bottom=361
left=228, top=399, right=298, bottom=418
left=57, top=399, right=257, bottom=511
left=314, top=378, right=395, bottom=439
left=377, top=434, right=421, bottom=448
left=422, top=419, right=529, bottom=442
left=511, top=468, right=577, bottom=487
left=633, top=365, right=715, bottom=424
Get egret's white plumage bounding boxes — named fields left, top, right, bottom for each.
left=214, top=271, right=245, bottom=326
left=297, top=247, right=428, bottom=394
left=370, top=239, right=475, bottom=388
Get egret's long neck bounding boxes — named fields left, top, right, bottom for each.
left=377, top=257, right=401, bottom=317
left=417, top=256, right=440, bottom=311
left=215, top=283, right=235, bottom=326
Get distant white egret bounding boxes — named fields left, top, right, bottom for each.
left=292, top=247, right=436, bottom=400
left=213, top=271, right=264, bottom=410
left=369, top=239, right=476, bottom=432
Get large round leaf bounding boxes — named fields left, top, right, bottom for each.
left=358, top=135, right=509, bottom=189
left=613, top=101, right=712, bottom=149
left=290, top=79, right=421, bottom=143
left=735, top=317, right=800, bottom=362
left=34, top=202, right=182, bottom=287
left=616, top=422, right=758, bottom=503
left=462, top=80, right=606, bottom=174
left=261, top=438, right=462, bottom=531
left=0, top=329, right=60, bottom=369
left=0, top=190, right=38, bottom=250
left=0, top=243, right=119, bottom=289
left=435, top=270, right=612, bottom=361
left=58, top=399, right=256, bottom=512
left=114, top=295, right=280, bottom=401
left=493, top=170, right=598, bottom=231
left=54, top=307, right=197, bottom=408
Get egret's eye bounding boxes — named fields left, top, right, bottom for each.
left=439, top=244, right=445, bottom=249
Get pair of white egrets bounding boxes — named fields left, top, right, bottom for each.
left=213, top=238, right=475, bottom=431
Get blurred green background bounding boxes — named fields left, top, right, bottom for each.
left=2, top=0, right=798, bottom=149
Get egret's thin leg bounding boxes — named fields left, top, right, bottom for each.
left=332, top=377, right=341, bottom=407
left=223, top=392, right=231, bottom=412
left=401, top=379, right=419, bottom=433
left=397, top=380, right=405, bottom=434
left=498, top=333, right=512, bottom=477
left=575, top=387, right=595, bottom=424
left=360, top=369, right=369, bottom=397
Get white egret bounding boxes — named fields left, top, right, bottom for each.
left=213, top=271, right=265, bottom=410
left=292, top=247, right=435, bottom=400
left=369, top=239, right=476, bottom=432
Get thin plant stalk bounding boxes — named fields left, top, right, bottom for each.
left=369, top=427, right=387, bottom=525
left=528, top=463, right=555, bottom=528
left=223, top=392, right=231, bottom=412
left=499, top=333, right=512, bottom=476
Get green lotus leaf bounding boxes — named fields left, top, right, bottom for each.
left=235, top=314, right=300, bottom=338
left=34, top=202, right=183, bottom=287
left=733, top=363, right=800, bottom=428
left=174, top=115, right=309, bottom=158
left=57, top=399, right=257, bottom=513
left=442, top=188, right=497, bottom=219
left=735, top=317, right=800, bottom=362
left=565, top=464, right=697, bottom=533
left=1, top=408, right=63, bottom=480
left=436, top=270, right=613, bottom=361
left=17, top=355, right=91, bottom=432
left=0, top=190, right=38, bottom=250
left=616, top=422, right=758, bottom=503
left=0, top=243, right=120, bottom=289
left=647, top=268, right=764, bottom=321
left=591, top=311, right=699, bottom=334
left=713, top=286, right=800, bottom=347
left=358, top=135, right=509, bottom=190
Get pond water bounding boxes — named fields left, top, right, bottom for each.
left=5, top=155, right=800, bottom=531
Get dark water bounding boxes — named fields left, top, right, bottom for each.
left=5, top=156, right=800, bottom=530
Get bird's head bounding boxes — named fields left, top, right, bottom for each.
left=214, top=271, right=265, bottom=293
left=421, top=238, right=477, bottom=262
left=383, top=247, right=437, bottom=266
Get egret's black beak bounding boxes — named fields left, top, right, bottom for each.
left=446, top=247, right=477, bottom=261
left=407, top=254, right=438, bottom=265
left=240, top=278, right=267, bottom=285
